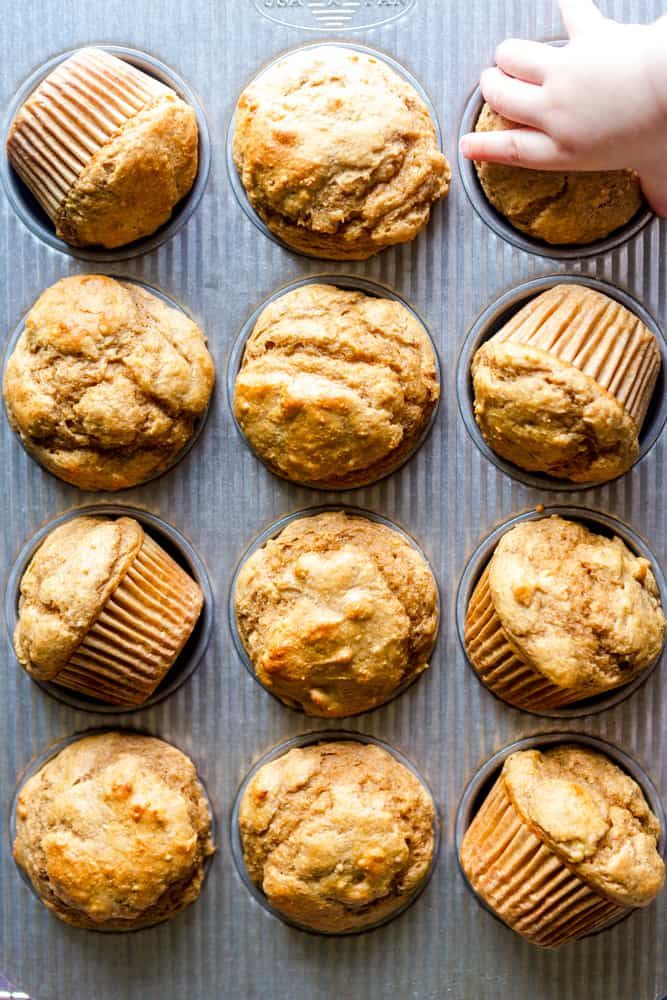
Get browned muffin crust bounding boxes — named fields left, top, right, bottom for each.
left=234, top=511, right=438, bottom=717
left=13, top=732, right=215, bottom=930
left=233, top=283, right=439, bottom=488
left=3, top=274, right=215, bottom=490
left=474, top=104, right=643, bottom=245
left=233, top=46, right=450, bottom=259
left=239, top=741, right=435, bottom=932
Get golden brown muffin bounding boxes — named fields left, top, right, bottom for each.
left=233, top=284, right=439, bottom=488
left=234, top=511, right=438, bottom=717
left=239, top=741, right=435, bottom=932
left=465, top=516, right=665, bottom=711
left=7, top=47, right=199, bottom=249
left=459, top=746, right=665, bottom=947
left=233, top=46, right=450, bottom=259
left=14, top=515, right=204, bottom=707
left=474, top=104, right=643, bottom=245
left=13, top=732, right=215, bottom=930
left=471, top=284, right=661, bottom=483
left=3, top=274, right=215, bottom=490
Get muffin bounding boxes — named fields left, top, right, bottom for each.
left=233, top=283, right=439, bottom=488
left=3, top=274, right=215, bottom=490
left=238, top=740, right=435, bottom=932
left=465, top=516, right=665, bottom=711
left=474, top=103, right=643, bottom=245
left=233, top=46, right=450, bottom=259
left=459, top=746, right=665, bottom=947
left=234, top=511, right=438, bottom=717
left=13, top=732, right=214, bottom=929
left=7, top=47, right=199, bottom=249
left=471, top=283, right=661, bottom=483
left=14, top=515, right=204, bottom=707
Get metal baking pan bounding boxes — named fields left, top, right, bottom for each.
left=1, top=1, right=666, bottom=998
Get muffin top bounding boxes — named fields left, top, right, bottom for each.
left=472, top=284, right=660, bottom=483
left=474, top=104, right=643, bottom=245
left=14, top=516, right=146, bottom=682
left=233, top=284, right=439, bottom=488
left=233, top=46, right=450, bottom=259
left=239, top=741, right=435, bottom=932
left=3, top=275, right=215, bottom=490
left=13, top=732, right=214, bottom=929
left=488, top=517, right=665, bottom=692
left=234, top=511, right=438, bottom=717
left=7, top=48, right=199, bottom=249
left=503, top=747, right=664, bottom=907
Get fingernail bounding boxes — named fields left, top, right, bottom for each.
left=459, top=136, right=471, bottom=156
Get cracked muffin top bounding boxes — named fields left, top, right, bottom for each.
left=238, top=741, right=435, bottom=932
left=233, top=283, right=439, bottom=488
left=233, top=46, right=450, bottom=259
left=471, top=284, right=661, bottom=484
left=234, top=511, right=438, bottom=717
left=474, top=104, right=643, bottom=245
left=503, top=747, right=664, bottom=907
left=3, top=274, right=215, bottom=490
left=13, top=732, right=215, bottom=930
left=488, top=517, right=665, bottom=693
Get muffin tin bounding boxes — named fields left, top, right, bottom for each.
left=0, top=45, right=211, bottom=262
left=1, top=2, right=666, bottom=999
left=230, top=729, right=440, bottom=935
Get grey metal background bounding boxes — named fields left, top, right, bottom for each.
left=0, top=1, right=665, bottom=998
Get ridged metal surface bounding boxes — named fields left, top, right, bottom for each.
left=0, top=1, right=665, bottom=998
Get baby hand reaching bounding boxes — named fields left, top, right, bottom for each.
left=460, top=0, right=667, bottom=216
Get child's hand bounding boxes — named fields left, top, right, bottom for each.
left=460, top=0, right=667, bottom=216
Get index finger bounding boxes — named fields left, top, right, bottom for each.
left=559, top=0, right=604, bottom=37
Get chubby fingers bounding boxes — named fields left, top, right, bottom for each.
left=640, top=173, right=667, bottom=218
left=495, top=38, right=559, bottom=84
left=460, top=128, right=572, bottom=171
left=480, top=67, right=545, bottom=128
left=558, top=0, right=604, bottom=37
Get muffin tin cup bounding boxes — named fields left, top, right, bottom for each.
left=5, top=503, right=214, bottom=714
left=456, top=273, right=667, bottom=492
left=230, top=729, right=440, bottom=936
left=229, top=505, right=440, bottom=717
left=454, top=731, right=667, bottom=943
left=0, top=45, right=211, bottom=262
left=226, top=41, right=445, bottom=259
left=226, top=273, right=441, bottom=490
left=455, top=504, right=667, bottom=718
left=458, top=74, right=654, bottom=260
left=9, top=728, right=217, bottom=932
left=1, top=276, right=213, bottom=492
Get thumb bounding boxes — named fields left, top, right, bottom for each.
left=640, top=174, right=667, bottom=218
left=558, top=0, right=604, bottom=37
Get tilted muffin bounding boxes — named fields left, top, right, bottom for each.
left=459, top=746, right=665, bottom=947
left=238, top=741, right=435, bottom=932
left=7, top=47, right=199, bottom=248
left=233, top=284, right=439, bottom=488
left=3, top=274, right=215, bottom=490
left=474, top=103, right=643, bottom=245
left=14, top=515, right=204, bottom=707
left=465, top=516, right=665, bottom=711
left=234, top=511, right=438, bottom=717
left=233, top=46, right=450, bottom=259
left=472, top=284, right=661, bottom=483
left=13, top=732, right=214, bottom=929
